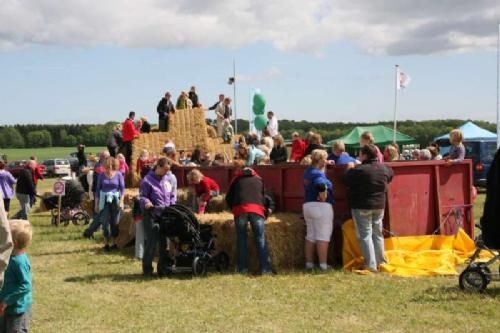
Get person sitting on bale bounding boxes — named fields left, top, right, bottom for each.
left=225, top=160, right=272, bottom=274
left=187, top=169, right=220, bottom=214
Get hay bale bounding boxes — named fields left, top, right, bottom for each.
left=207, top=126, right=217, bottom=138
left=116, top=208, right=134, bottom=249
left=197, top=212, right=305, bottom=272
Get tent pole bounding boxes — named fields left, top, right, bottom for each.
left=393, top=65, right=399, bottom=144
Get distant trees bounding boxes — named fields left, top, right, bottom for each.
left=0, top=127, right=25, bottom=148
left=0, top=119, right=496, bottom=149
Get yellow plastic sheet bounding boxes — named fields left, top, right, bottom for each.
left=342, top=219, right=487, bottom=277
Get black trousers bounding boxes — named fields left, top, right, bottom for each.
left=123, top=141, right=133, bottom=168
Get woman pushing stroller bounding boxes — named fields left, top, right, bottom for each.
left=139, top=157, right=177, bottom=277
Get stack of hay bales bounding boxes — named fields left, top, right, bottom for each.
left=198, top=212, right=305, bottom=272
left=176, top=188, right=227, bottom=212
left=130, top=108, right=235, bottom=186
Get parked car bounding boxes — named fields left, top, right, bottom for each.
left=43, top=159, right=72, bottom=177
left=464, top=139, right=498, bottom=187
left=6, top=160, right=27, bottom=178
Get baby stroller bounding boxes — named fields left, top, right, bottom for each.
left=154, top=204, right=229, bottom=276
left=43, top=179, right=90, bottom=226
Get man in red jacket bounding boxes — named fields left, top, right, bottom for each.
left=122, top=111, right=140, bottom=169
left=225, top=161, right=271, bottom=274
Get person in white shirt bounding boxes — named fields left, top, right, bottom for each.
left=266, top=111, right=278, bottom=137
left=208, top=94, right=225, bottom=137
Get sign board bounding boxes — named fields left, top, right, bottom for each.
left=52, top=180, right=66, bottom=196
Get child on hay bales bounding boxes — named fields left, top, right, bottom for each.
left=223, top=119, right=234, bottom=143
left=187, top=169, right=220, bottom=214
left=0, top=220, right=32, bottom=333
left=116, top=153, right=129, bottom=175
left=136, top=149, right=151, bottom=179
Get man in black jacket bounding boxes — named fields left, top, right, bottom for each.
left=12, top=161, right=37, bottom=220
left=225, top=162, right=271, bottom=274
left=345, top=144, right=393, bottom=272
left=157, top=92, right=175, bottom=132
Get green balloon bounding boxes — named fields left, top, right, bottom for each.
left=252, top=104, right=265, bottom=115
left=254, top=114, right=267, bottom=131
left=253, top=93, right=266, bottom=110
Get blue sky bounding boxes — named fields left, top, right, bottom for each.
left=0, top=1, right=499, bottom=124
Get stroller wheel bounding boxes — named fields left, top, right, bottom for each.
left=192, top=256, right=207, bottom=277
left=72, top=212, right=90, bottom=226
left=470, top=263, right=492, bottom=283
left=459, top=268, right=488, bottom=292
left=214, top=252, right=230, bottom=272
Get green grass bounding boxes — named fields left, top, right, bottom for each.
left=1, top=147, right=104, bottom=161
left=10, top=180, right=500, bottom=333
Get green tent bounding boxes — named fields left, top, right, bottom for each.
left=327, top=125, right=416, bottom=148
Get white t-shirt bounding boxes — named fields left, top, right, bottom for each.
left=267, top=116, right=278, bottom=137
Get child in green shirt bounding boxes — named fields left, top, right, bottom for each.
left=0, top=220, right=32, bottom=333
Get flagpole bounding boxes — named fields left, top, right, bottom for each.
left=393, top=65, right=399, bottom=144
left=496, top=23, right=500, bottom=149
left=233, top=58, right=238, bottom=134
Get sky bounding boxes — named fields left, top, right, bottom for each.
left=1, top=0, right=500, bottom=125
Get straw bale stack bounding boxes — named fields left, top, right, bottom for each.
left=198, top=212, right=306, bottom=272
left=116, top=208, right=135, bottom=248
left=129, top=108, right=236, bottom=186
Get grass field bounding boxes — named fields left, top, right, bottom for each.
left=1, top=147, right=104, bottom=161
left=7, top=179, right=500, bottom=333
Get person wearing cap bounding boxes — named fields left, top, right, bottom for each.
left=157, top=92, right=175, bottom=132
left=225, top=161, right=271, bottom=274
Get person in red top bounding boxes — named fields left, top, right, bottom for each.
left=29, top=156, right=44, bottom=186
left=225, top=160, right=271, bottom=274
left=187, top=169, right=220, bottom=214
left=122, top=111, right=140, bottom=169
left=290, top=132, right=306, bottom=162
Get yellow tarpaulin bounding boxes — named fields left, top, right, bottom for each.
left=342, top=219, right=487, bottom=277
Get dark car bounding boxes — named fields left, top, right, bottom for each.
left=6, top=160, right=27, bottom=178
left=464, top=139, right=498, bottom=187
left=68, top=157, right=79, bottom=173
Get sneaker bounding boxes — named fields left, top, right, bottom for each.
left=319, top=265, right=333, bottom=272
left=103, top=244, right=110, bottom=252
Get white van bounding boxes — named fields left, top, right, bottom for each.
left=43, top=159, right=71, bottom=177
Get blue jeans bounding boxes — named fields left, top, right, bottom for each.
left=100, top=200, right=121, bottom=240
left=235, top=213, right=271, bottom=273
left=142, top=212, right=168, bottom=275
left=13, top=193, right=31, bottom=220
left=85, top=205, right=102, bottom=236
left=351, top=209, right=386, bottom=271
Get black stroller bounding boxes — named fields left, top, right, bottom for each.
left=43, top=179, right=90, bottom=226
left=154, top=204, right=229, bottom=276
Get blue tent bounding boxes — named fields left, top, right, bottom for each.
left=434, top=121, right=497, bottom=142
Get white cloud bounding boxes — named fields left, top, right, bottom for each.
left=237, top=66, right=282, bottom=82
left=0, top=0, right=499, bottom=55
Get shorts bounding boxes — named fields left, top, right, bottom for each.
left=303, top=202, right=334, bottom=242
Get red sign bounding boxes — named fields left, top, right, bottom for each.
left=52, top=180, right=65, bottom=196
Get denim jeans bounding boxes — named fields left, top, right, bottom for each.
left=351, top=209, right=386, bottom=271
left=142, top=212, right=168, bottom=275
left=234, top=212, right=271, bottom=273
left=100, top=200, right=121, bottom=240
left=13, top=193, right=31, bottom=220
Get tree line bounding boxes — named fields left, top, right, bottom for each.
left=0, top=119, right=495, bottom=149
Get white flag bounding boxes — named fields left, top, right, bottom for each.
left=397, top=68, right=411, bottom=90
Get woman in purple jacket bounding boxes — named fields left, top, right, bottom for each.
left=95, top=157, right=125, bottom=251
left=139, top=157, right=177, bottom=277
left=0, top=160, right=16, bottom=216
